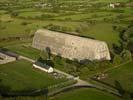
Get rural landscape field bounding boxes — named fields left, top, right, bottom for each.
left=0, top=0, right=133, bottom=100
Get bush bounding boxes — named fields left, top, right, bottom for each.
left=54, top=55, right=64, bottom=65
left=21, top=22, right=29, bottom=26
left=120, top=50, right=132, bottom=61
left=10, top=11, right=19, bottom=17
left=128, top=39, right=133, bottom=53
left=113, top=55, right=122, bottom=65
left=45, top=24, right=72, bottom=33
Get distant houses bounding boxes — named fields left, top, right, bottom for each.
left=33, top=62, right=54, bottom=73
left=109, top=2, right=121, bottom=8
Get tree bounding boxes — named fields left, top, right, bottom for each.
left=54, top=54, right=64, bottom=65
left=123, top=92, right=133, bottom=100
left=112, top=43, right=122, bottom=54
left=114, top=80, right=125, bottom=95
left=114, top=81, right=133, bottom=100
left=46, top=47, right=51, bottom=60
left=128, top=39, right=133, bottom=53
left=113, top=55, right=122, bottom=65
left=48, top=0, right=59, bottom=12
left=40, top=49, right=48, bottom=60
left=120, top=50, right=132, bottom=61
left=10, top=11, right=19, bottom=17
left=40, top=47, right=51, bottom=60
left=120, top=26, right=133, bottom=42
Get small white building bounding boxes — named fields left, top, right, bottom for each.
left=109, top=3, right=115, bottom=8
left=33, top=62, right=53, bottom=73
left=109, top=3, right=120, bottom=8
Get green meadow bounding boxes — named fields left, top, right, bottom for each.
left=103, top=61, right=133, bottom=93
left=0, top=60, right=66, bottom=91
left=0, top=0, right=133, bottom=99
left=51, top=88, right=122, bottom=100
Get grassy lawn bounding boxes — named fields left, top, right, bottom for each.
left=80, top=23, right=120, bottom=46
left=0, top=0, right=132, bottom=100
left=102, top=61, right=133, bottom=93
left=51, top=88, right=122, bottom=100
left=5, top=43, right=40, bottom=60
left=0, top=60, right=66, bottom=91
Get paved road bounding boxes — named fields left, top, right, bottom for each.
left=19, top=55, right=120, bottom=96
left=54, top=68, right=93, bottom=86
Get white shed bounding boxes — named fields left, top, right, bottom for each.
left=33, top=62, right=53, bottom=73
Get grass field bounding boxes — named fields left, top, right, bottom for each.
left=103, top=61, right=133, bottom=93
left=1, top=4, right=132, bottom=46
left=0, top=0, right=133, bottom=99
left=0, top=60, right=66, bottom=91
left=3, top=40, right=133, bottom=93
left=5, top=43, right=40, bottom=60
left=51, top=88, right=122, bottom=100
left=0, top=14, right=121, bottom=46
left=80, top=22, right=120, bottom=46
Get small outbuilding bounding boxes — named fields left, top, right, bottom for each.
left=0, top=52, right=16, bottom=64
left=33, top=62, right=54, bottom=73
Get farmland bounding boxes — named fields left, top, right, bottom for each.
left=51, top=88, right=122, bottom=100
left=0, top=0, right=133, bottom=100
left=0, top=59, right=66, bottom=91
left=0, top=0, right=132, bottom=46
left=103, top=61, right=133, bottom=93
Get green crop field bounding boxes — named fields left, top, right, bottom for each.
left=0, top=0, right=133, bottom=99
left=0, top=0, right=132, bottom=46
left=5, top=43, right=40, bottom=60
left=102, top=61, right=133, bottom=93
left=0, top=60, right=66, bottom=91
left=51, top=88, right=122, bottom=100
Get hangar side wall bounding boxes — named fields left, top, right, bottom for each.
left=32, top=29, right=111, bottom=61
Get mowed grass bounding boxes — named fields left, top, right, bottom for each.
left=0, top=60, right=66, bottom=91
left=51, top=88, right=122, bottom=100
left=0, top=14, right=120, bottom=45
left=81, top=23, right=120, bottom=46
left=0, top=14, right=79, bottom=37
left=0, top=12, right=123, bottom=46
left=5, top=43, right=40, bottom=60
left=103, top=61, right=133, bottom=92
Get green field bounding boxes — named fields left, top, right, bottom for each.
left=0, top=0, right=133, bottom=99
left=5, top=43, right=40, bottom=60
left=0, top=0, right=132, bottom=46
left=51, top=88, right=122, bottom=100
left=103, top=61, right=133, bottom=93
left=0, top=60, right=66, bottom=91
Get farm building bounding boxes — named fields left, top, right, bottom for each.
left=32, top=29, right=111, bottom=61
left=0, top=52, right=16, bottom=64
left=33, top=62, right=54, bottom=73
